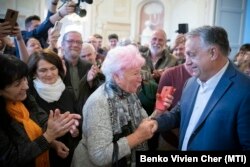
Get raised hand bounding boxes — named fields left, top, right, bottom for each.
left=44, top=109, right=81, bottom=143
left=87, top=64, right=100, bottom=82
left=0, top=22, right=12, bottom=38
left=162, top=94, right=174, bottom=109
left=69, top=125, right=80, bottom=138
left=59, top=1, right=76, bottom=17
left=152, top=69, right=164, bottom=80
left=12, top=25, right=22, bottom=39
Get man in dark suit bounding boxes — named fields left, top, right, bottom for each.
left=152, top=25, right=250, bottom=150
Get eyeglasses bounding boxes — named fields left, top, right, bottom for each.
left=65, top=40, right=83, bottom=45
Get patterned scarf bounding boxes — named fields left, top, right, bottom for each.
left=6, top=101, right=50, bottom=167
left=105, top=81, right=148, bottom=166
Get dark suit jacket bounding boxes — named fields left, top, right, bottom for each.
left=28, top=83, right=79, bottom=167
left=157, top=61, right=250, bottom=150
left=63, top=58, right=105, bottom=114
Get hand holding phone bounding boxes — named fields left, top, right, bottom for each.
left=4, top=9, right=19, bottom=36
left=155, top=86, right=176, bottom=112
left=0, top=20, right=12, bottom=38
left=4, top=9, right=18, bottom=28
left=51, top=21, right=62, bottom=37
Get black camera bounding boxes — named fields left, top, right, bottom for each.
left=75, top=5, right=87, bottom=17
left=61, top=0, right=93, bottom=4
left=60, top=0, right=93, bottom=17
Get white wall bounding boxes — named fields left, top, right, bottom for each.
left=87, top=0, right=216, bottom=46
left=0, top=0, right=45, bottom=30
left=0, top=0, right=216, bottom=47
left=130, top=0, right=215, bottom=47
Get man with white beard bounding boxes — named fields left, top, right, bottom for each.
left=138, top=29, right=177, bottom=150
left=140, top=29, right=177, bottom=82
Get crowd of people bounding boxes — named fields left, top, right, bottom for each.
left=1, top=0, right=250, bottom=166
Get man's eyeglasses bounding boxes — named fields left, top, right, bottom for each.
left=65, top=40, right=83, bottom=45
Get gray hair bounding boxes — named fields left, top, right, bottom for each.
left=186, top=25, right=231, bottom=56
left=62, top=31, right=82, bottom=42
left=82, top=43, right=96, bottom=53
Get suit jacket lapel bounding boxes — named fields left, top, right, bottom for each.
left=179, top=77, right=200, bottom=145
left=192, top=62, right=236, bottom=134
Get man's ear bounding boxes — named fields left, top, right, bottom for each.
left=210, top=47, right=218, bottom=61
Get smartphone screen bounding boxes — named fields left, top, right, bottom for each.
left=4, top=9, right=19, bottom=28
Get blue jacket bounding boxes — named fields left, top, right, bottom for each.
left=15, top=11, right=54, bottom=58
left=22, top=11, right=54, bottom=48
left=157, top=61, right=250, bottom=150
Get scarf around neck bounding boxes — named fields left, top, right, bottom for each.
left=33, top=77, right=65, bottom=103
left=105, top=81, right=143, bottom=134
left=6, top=101, right=49, bottom=167
left=105, top=80, right=148, bottom=165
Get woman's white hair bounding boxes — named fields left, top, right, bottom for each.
left=101, top=45, right=145, bottom=82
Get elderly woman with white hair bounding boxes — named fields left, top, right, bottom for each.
left=71, top=45, right=160, bottom=167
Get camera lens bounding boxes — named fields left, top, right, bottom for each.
left=76, top=7, right=87, bottom=17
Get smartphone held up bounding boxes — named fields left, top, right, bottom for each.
left=3, top=9, right=19, bottom=36
left=51, top=21, right=63, bottom=37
